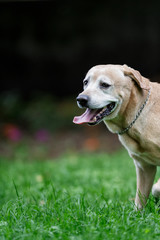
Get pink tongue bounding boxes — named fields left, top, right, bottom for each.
left=73, top=108, right=98, bottom=124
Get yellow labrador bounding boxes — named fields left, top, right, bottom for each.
left=73, top=64, right=160, bottom=209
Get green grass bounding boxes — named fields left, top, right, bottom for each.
left=0, top=150, right=160, bottom=239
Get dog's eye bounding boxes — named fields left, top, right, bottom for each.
left=100, top=82, right=111, bottom=89
left=83, top=80, right=88, bottom=86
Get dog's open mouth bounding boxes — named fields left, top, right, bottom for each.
left=73, top=102, right=117, bottom=125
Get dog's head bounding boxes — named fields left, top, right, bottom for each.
left=73, top=64, right=150, bottom=125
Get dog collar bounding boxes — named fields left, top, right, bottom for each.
left=117, top=89, right=151, bottom=135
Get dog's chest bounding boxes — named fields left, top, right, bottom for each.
left=119, top=134, right=160, bottom=166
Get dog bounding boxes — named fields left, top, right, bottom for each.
left=73, top=64, right=160, bottom=209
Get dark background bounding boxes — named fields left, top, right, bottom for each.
left=1, top=0, right=160, bottom=98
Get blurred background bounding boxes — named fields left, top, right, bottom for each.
left=0, top=0, right=160, bottom=159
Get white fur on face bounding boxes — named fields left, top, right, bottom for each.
left=80, top=73, right=119, bottom=109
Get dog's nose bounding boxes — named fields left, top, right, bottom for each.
left=76, top=95, right=89, bottom=108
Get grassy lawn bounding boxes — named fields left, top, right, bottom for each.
left=0, top=149, right=160, bottom=239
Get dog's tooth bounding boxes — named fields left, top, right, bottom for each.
left=100, top=108, right=105, bottom=114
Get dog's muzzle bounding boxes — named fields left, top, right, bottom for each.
left=76, top=95, right=89, bottom=108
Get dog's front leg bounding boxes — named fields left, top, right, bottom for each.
left=134, top=160, right=156, bottom=209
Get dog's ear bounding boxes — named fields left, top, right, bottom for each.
left=123, top=64, right=150, bottom=90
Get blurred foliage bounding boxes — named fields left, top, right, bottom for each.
left=0, top=91, right=78, bottom=133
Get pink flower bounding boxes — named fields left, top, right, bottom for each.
left=3, top=124, right=22, bottom=142
left=35, top=129, right=51, bottom=142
